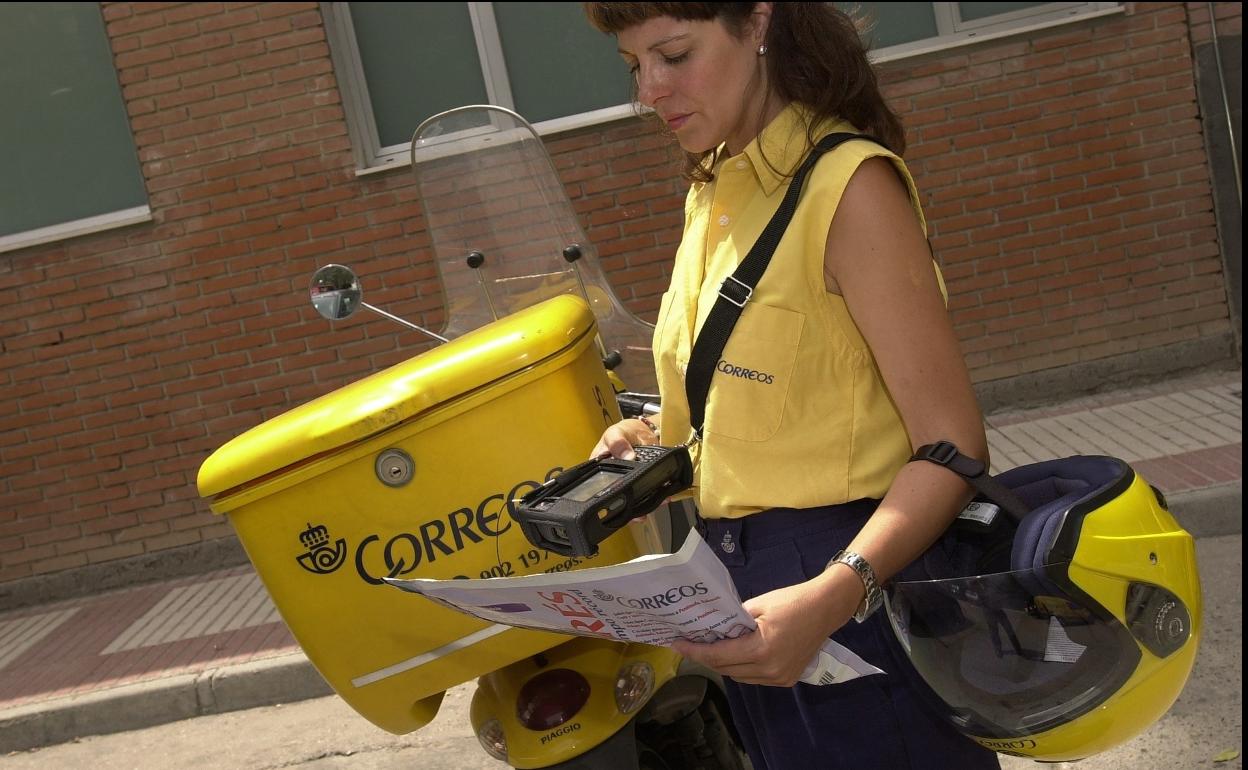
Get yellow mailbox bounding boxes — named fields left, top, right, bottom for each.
left=198, top=296, right=642, bottom=734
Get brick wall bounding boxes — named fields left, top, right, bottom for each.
left=882, top=2, right=1235, bottom=381
left=0, top=2, right=1235, bottom=584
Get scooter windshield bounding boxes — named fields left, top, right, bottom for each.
left=411, top=105, right=658, bottom=392
left=885, top=565, right=1140, bottom=740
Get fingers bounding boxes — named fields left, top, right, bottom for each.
left=670, top=634, right=759, bottom=671
left=588, top=438, right=621, bottom=460
left=591, top=427, right=635, bottom=460
left=672, top=639, right=799, bottom=686
left=589, top=419, right=658, bottom=460
left=669, top=627, right=808, bottom=687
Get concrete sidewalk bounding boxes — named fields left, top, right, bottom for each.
left=0, top=369, right=1240, bottom=754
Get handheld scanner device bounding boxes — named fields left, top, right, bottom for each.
left=514, top=445, right=693, bottom=557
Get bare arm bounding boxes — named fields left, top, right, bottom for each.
left=825, top=156, right=986, bottom=587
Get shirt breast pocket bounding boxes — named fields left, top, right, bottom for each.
left=704, top=301, right=804, bottom=442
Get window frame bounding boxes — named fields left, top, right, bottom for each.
left=325, top=1, right=1123, bottom=175
left=873, top=2, right=1123, bottom=63
left=323, top=1, right=635, bottom=176
left=0, top=206, right=152, bottom=255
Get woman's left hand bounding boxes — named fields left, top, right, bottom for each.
left=670, top=566, right=865, bottom=686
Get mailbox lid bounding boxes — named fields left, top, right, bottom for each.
left=198, top=295, right=598, bottom=499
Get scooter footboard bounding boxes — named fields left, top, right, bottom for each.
left=198, top=297, right=646, bottom=733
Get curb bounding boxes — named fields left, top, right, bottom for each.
left=1166, top=482, right=1242, bottom=538
left=1, top=483, right=1240, bottom=754
left=0, top=652, right=331, bottom=754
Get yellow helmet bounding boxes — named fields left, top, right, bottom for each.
left=886, top=453, right=1202, bottom=761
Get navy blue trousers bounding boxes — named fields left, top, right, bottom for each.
left=700, top=501, right=1000, bottom=770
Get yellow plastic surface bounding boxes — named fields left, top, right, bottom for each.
left=196, top=296, right=646, bottom=734
left=198, top=296, right=605, bottom=499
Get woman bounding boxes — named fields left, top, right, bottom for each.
left=585, top=3, right=999, bottom=769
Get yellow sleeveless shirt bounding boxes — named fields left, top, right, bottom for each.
left=653, top=104, right=942, bottom=520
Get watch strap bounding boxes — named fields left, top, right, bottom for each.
left=828, top=550, right=882, bottom=623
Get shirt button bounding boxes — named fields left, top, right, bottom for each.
left=718, top=214, right=731, bottom=227
left=736, top=160, right=747, bottom=170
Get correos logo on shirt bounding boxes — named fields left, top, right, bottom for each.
left=716, top=359, right=775, bottom=384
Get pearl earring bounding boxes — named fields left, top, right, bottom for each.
left=757, top=44, right=767, bottom=55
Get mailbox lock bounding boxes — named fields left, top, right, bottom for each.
left=375, top=449, right=414, bottom=487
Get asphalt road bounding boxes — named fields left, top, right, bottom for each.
left=5, top=535, right=1240, bottom=770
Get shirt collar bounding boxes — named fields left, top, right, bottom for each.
left=732, top=103, right=852, bottom=196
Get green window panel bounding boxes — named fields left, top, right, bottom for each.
left=842, top=3, right=941, bottom=50
left=0, top=3, right=148, bottom=245
left=958, top=3, right=1052, bottom=23
left=493, top=3, right=632, bottom=125
left=351, top=2, right=490, bottom=148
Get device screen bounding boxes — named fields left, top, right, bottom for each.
left=563, top=469, right=622, bottom=502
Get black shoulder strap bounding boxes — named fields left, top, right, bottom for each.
left=684, top=132, right=867, bottom=441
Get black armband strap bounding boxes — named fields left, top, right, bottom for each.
left=911, top=441, right=1031, bottom=523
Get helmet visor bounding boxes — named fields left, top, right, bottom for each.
left=886, top=564, right=1139, bottom=739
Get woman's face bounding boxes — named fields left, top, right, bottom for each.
left=616, top=12, right=772, bottom=156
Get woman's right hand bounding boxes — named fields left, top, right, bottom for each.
left=590, top=418, right=658, bottom=461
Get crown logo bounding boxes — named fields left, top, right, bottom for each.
left=296, top=522, right=347, bottom=575
left=300, top=522, right=329, bottom=550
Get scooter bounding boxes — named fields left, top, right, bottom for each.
left=197, top=105, right=745, bottom=769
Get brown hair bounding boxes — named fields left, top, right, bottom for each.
left=583, top=3, right=905, bottom=182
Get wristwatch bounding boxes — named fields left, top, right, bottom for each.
left=828, top=550, right=883, bottom=623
